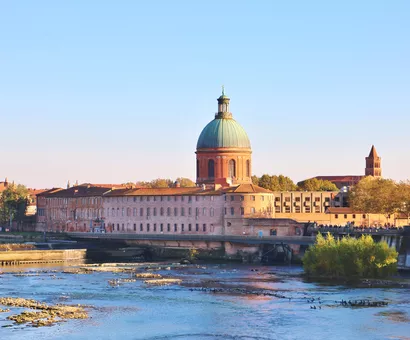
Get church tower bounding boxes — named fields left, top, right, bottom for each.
left=365, top=145, right=382, bottom=177
left=196, top=89, right=252, bottom=186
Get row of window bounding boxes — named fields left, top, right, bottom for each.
left=278, top=197, right=331, bottom=202
left=107, top=207, right=215, bottom=218
left=112, top=223, right=208, bottom=233
left=334, top=214, right=367, bottom=219
left=224, top=207, right=273, bottom=216
left=106, top=195, right=215, bottom=203
left=201, top=159, right=251, bottom=179
left=276, top=206, right=319, bottom=213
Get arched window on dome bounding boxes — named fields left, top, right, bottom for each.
left=208, top=159, right=215, bottom=178
left=196, top=159, right=200, bottom=179
left=228, top=159, right=236, bottom=178
left=246, top=160, right=251, bottom=177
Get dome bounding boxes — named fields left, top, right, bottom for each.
left=196, top=117, right=251, bottom=149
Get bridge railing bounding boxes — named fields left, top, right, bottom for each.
left=66, top=232, right=316, bottom=245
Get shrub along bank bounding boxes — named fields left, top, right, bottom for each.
left=303, top=233, right=398, bottom=279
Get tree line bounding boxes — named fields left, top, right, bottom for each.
left=0, top=184, right=29, bottom=225
left=251, top=174, right=339, bottom=192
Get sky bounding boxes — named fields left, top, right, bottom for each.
left=0, top=1, right=409, bottom=189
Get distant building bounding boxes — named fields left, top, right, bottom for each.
left=307, top=145, right=382, bottom=189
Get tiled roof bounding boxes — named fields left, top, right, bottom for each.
left=36, top=188, right=64, bottom=196
left=368, top=145, right=379, bottom=158
left=313, top=175, right=363, bottom=182
left=223, top=183, right=272, bottom=194
left=43, top=185, right=113, bottom=198
left=105, top=187, right=223, bottom=196
left=326, top=207, right=356, bottom=214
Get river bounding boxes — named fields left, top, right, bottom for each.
left=0, top=263, right=409, bottom=340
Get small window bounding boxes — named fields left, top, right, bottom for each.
left=153, top=208, right=157, bottom=216
left=275, top=197, right=280, bottom=202
left=250, top=207, right=255, bottom=214
left=305, top=207, right=311, bottom=213
left=285, top=197, right=291, bottom=202
left=195, top=223, right=199, bottom=232
left=241, top=207, right=244, bottom=215
left=188, top=224, right=192, bottom=231
left=147, top=208, right=150, bottom=216
left=147, top=223, right=150, bottom=232
left=231, top=207, right=234, bottom=215
left=181, top=224, right=184, bottom=232
left=305, top=197, right=311, bottom=202
left=362, top=214, right=366, bottom=219
left=181, top=207, right=185, bottom=216
left=153, top=223, right=157, bottom=232
left=160, top=223, right=164, bottom=232
left=251, top=196, right=255, bottom=201
left=224, top=208, right=227, bottom=215
left=344, top=214, right=347, bottom=219
left=174, top=207, right=178, bottom=216
left=140, top=223, right=143, bottom=231
left=140, top=208, right=144, bottom=216
left=167, top=223, right=170, bottom=232
left=230, top=195, right=234, bottom=201
left=295, top=197, right=301, bottom=202
left=335, top=214, right=339, bottom=219
left=315, top=197, right=320, bottom=202
left=174, top=224, right=177, bottom=232
left=203, top=224, right=206, bottom=232
left=133, top=223, right=136, bottom=231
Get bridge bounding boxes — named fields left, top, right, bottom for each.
left=67, top=232, right=316, bottom=245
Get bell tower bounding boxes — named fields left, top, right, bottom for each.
left=365, top=145, right=382, bottom=177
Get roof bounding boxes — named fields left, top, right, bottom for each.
left=43, top=185, right=114, bottom=198
left=36, top=188, right=64, bottom=197
left=326, top=207, right=356, bottom=214
left=105, top=187, right=223, bottom=196
left=368, top=145, right=379, bottom=158
left=223, top=183, right=272, bottom=194
left=197, top=117, right=251, bottom=149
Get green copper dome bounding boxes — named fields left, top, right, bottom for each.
left=197, top=117, right=251, bottom=149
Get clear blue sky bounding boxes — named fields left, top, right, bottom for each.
left=1, top=1, right=409, bottom=188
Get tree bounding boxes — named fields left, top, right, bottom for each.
left=252, top=174, right=297, bottom=191
left=176, top=177, right=196, bottom=187
left=348, top=177, right=400, bottom=222
left=396, top=181, right=410, bottom=223
left=297, top=178, right=338, bottom=191
left=0, top=184, right=29, bottom=226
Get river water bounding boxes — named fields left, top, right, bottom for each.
left=0, top=263, right=409, bottom=340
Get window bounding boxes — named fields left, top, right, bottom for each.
left=160, top=196, right=164, bottom=202
left=153, top=208, right=157, bottom=216
left=275, top=206, right=280, bottom=213
left=133, top=223, right=136, bottom=231
left=285, top=206, right=290, bottom=213
left=224, top=208, right=227, bottom=215
left=352, top=214, right=356, bottom=219
left=295, top=206, right=301, bottom=213
left=196, top=159, right=200, bottom=179
left=240, top=196, right=244, bottom=201
left=208, top=159, right=215, bottom=178
left=188, top=224, right=192, bottom=231
left=335, top=214, right=339, bottom=219
left=228, top=159, right=236, bottom=178
left=174, top=196, right=177, bottom=202
left=147, top=196, right=150, bottom=202
left=315, top=197, right=320, bottom=202
left=181, top=224, right=184, bottom=232
left=174, top=224, right=177, bottom=232
left=195, top=223, right=199, bottom=232
left=188, top=207, right=192, bottom=216
left=140, top=208, right=144, bottom=216
left=203, top=224, right=206, bottom=232
left=275, top=197, right=280, bottom=202
left=147, top=208, right=150, bottom=216
left=251, top=195, right=256, bottom=201
left=181, top=196, right=184, bottom=202
left=231, top=207, right=234, bottom=215
left=167, top=196, right=171, bottom=201
left=250, top=207, right=255, bottom=214
left=181, top=207, right=185, bottom=216
left=203, top=207, right=206, bottom=216
left=167, top=223, right=170, bottom=232
left=153, top=223, right=157, bottom=232
left=160, top=223, right=163, bottom=232
left=305, top=197, right=311, bottom=202
left=210, top=208, right=215, bottom=216
left=196, top=207, right=199, bottom=216
left=285, top=197, right=290, bottom=202
left=147, top=223, right=150, bottom=232
left=174, top=207, right=178, bottom=216
left=230, top=195, right=234, bottom=201
left=325, top=197, right=330, bottom=202
left=246, top=159, right=250, bottom=177
left=305, top=207, right=311, bottom=213
left=133, top=208, right=137, bottom=217
left=122, top=208, right=125, bottom=216
left=315, top=206, right=320, bottom=213
left=140, top=223, right=143, bottom=231
left=117, top=224, right=120, bottom=231
left=362, top=214, right=366, bottom=219
left=160, top=207, right=164, bottom=216
left=261, top=196, right=265, bottom=201
left=167, top=207, right=171, bottom=216
left=241, top=207, right=244, bottom=215
left=344, top=214, right=347, bottom=219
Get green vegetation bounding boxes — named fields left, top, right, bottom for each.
left=135, top=177, right=196, bottom=188
left=297, top=178, right=338, bottom=191
left=303, top=233, right=398, bottom=279
left=251, top=174, right=297, bottom=191
left=0, top=184, right=29, bottom=225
